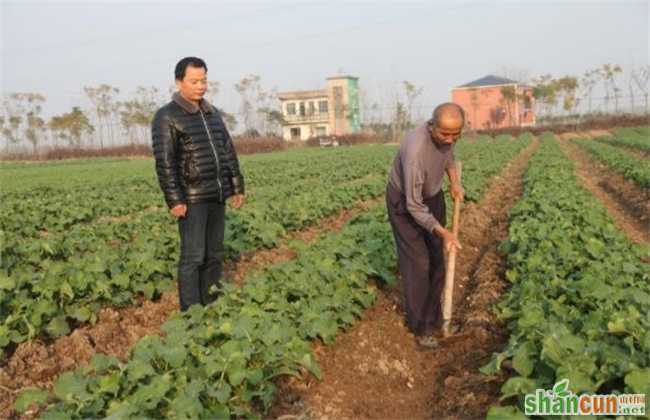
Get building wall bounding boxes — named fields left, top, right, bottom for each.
left=278, top=76, right=361, bottom=141
left=326, top=76, right=361, bottom=136
left=282, top=123, right=329, bottom=141
left=452, top=85, right=536, bottom=130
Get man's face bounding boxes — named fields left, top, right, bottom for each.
left=431, top=118, right=463, bottom=146
left=176, top=65, right=207, bottom=103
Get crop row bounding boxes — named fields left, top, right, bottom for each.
left=15, top=134, right=535, bottom=418
left=596, top=127, right=650, bottom=153
left=484, top=135, right=650, bottom=419
left=574, top=137, right=650, bottom=188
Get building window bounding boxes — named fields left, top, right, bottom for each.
left=318, top=100, right=328, bottom=113
left=286, top=103, right=296, bottom=115
left=299, top=102, right=306, bottom=116
left=316, top=126, right=327, bottom=136
left=308, top=101, right=315, bottom=115
left=290, top=127, right=301, bottom=140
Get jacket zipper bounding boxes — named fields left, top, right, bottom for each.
left=199, top=109, right=223, bottom=201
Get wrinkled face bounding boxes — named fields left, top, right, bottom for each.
left=175, top=65, right=207, bottom=103
left=432, top=116, right=463, bottom=145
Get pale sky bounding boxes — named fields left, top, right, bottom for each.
left=1, top=0, right=648, bottom=123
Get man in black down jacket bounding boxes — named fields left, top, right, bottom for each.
left=151, top=57, right=245, bottom=311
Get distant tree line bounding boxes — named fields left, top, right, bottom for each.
left=0, top=75, right=286, bottom=155
left=1, top=64, right=648, bottom=154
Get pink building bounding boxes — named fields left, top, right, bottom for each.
left=451, top=75, right=535, bottom=130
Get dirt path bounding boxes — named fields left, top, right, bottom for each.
left=269, top=140, right=539, bottom=420
left=0, top=198, right=380, bottom=419
left=559, top=139, right=649, bottom=245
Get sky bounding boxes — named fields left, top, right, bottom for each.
left=1, top=0, right=648, bottom=125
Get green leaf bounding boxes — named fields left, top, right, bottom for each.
left=227, top=366, right=247, bottom=387
left=14, top=388, right=49, bottom=413
left=40, top=409, right=72, bottom=420
left=45, top=316, right=70, bottom=338
left=0, top=273, right=15, bottom=290
left=499, top=377, right=536, bottom=401
left=486, top=405, right=527, bottom=420
left=625, top=369, right=650, bottom=394
left=53, top=372, right=88, bottom=402
left=98, top=372, right=121, bottom=396
left=299, top=353, right=321, bottom=379
left=512, top=342, right=536, bottom=377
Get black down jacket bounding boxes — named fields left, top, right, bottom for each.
left=151, top=93, right=244, bottom=208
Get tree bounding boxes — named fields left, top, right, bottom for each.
left=391, top=101, right=408, bottom=142
left=119, top=86, right=162, bottom=145
left=599, top=63, right=623, bottom=113
left=203, top=81, right=221, bottom=105
left=554, top=76, right=579, bottom=115
left=48, top=107, right=94, bottom=147
left=531, top=75, right=558, bottom=121
left=500, top=85, right=517, bottom=126
left=1, top=92, right=46, bottom=154
left=218, top=108, right=238, bottom=132
left=234, top=74, right=260, bottom=133
left=469, top=88, right=480, bottom=129
left=258, top=107, right=285, bottom=136
left=403, top=81, right=423, bottom=126
left=631, top=65, right=649, bottom=114
left=84, top=84, right=120, bottom=148
left=579, top=69, right=599, bottom=114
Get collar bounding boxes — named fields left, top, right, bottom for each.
left=172, top=92, right=213, bottom=114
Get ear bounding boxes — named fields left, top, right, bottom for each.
left=174, top=79, right=182, bottom=91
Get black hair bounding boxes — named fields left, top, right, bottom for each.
left=174, top=57, right=208, bottom=81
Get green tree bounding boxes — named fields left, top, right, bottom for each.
left=48, top=107, right=95, bottom=147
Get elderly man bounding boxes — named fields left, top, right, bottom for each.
left=152, top=57, right=245, bottom=311
left=386, top=102, right=464, bottom=348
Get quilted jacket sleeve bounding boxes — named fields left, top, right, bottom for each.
left=151, top=107, right=186, bottom=208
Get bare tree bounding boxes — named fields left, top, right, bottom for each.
left=234, top=74, right=260, bottom=133
left=84, top=84, right=120, bottom=149
left=579, top=69, right=599, bottom=115
left=203, top=81, right=221, bottom=105
left=403, top=81, right=423, bottom=126
left=631, top=65, right=649, bottom=114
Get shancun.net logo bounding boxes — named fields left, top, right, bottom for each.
left=525, top=379, right=646, bottom=416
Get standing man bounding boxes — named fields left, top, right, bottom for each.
left=152, top=57, right=245, bottom=311
left=386, top=102, right=464, bottom=348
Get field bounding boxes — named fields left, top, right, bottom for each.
left=1, top=129, right=648, bottom=419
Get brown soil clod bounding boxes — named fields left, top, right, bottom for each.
left=269, top=140, right=539, bottom=420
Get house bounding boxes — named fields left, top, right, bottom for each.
left=277, top=75, right=361, bottom=141
left=451, top=75, right=535, bottom=130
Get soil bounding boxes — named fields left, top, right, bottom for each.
left=268, top=140, right=539, bottom=420
left=558, top=139, right=649, bottom=245
left=0, top=198, right=380, bottom=419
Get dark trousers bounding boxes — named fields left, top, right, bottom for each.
left=386, top=184, right=447, bottom=337
left=177, top=201, right=226, bottom=311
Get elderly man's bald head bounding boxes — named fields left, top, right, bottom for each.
left=428, top=102, right=465, bottom=145
left=432, top=103, right=465, bottom=130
